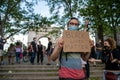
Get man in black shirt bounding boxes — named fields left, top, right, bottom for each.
left=37, top=41, right=43, bottom=64
left=30, top=37, right=37, bottom=65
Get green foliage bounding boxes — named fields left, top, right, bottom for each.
left=0, top=0, right=53, bottom=39
left=45, top=0, right=120, bottom=44
left=45, top=27, right=61, bottom=38
left=79, top=0, right=120, bottom=40
left=45, top=0, right=84, bottom=27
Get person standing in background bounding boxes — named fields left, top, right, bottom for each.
left=96, top=40, right=102, bottom=59
left=23, top=48, right=28, bottom=62
left=46, top=37, right=52, bottom=65
left=15, top=42, right=22, bottom=64
left=37, top=41, right=44, bottom=65
left=30, top=37, right=37, bottom=65
left=0, top=36, right=4, bottom=65
left=89, top=40, right=96, bottom=66
left=7, top=43, right=16, bottom=65
left=27, top=42, right=33, bottom=63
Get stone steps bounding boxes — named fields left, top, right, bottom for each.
left=0, top=65, right=59, bottom=80
left=89, top=63, right=104, bottom=79
left=0, top=76, right=59, bottom=80
left=0, top=72, right=58, bottom=76
left=0, top=68, right=58, bottom=72
left=0, top=63, right=105, bottom=80
left=0, top=65, right=58, bottom=68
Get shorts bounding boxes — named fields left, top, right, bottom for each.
left=8, top=52, right=15, bottom=57
left=0, top=49, right=3, bottom=56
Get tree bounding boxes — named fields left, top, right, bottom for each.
left=0, top=0, right=53, bottom=39
left=45, top=0, right=85, bottom=28
left=104, top=0, right=120, bottom=42
left=79, top=0, right=120, bottom=45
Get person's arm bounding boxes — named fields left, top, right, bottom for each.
left=81, top=20, right=90, bottom=61
left=51, top=37, right=63, bottom=61
left=83, top=20, right=89, bottom=31
left=95, top=59, right=102, bottom=62
left=81, top=52, right=90, bottom=61
left=88, top=58, right=102, bottom=63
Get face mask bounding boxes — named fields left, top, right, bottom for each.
left=68, top=25, right=78, bottom=30
left=104, top=46, right=110, bottom=50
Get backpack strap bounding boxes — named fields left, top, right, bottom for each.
left=59, top=48, right=69, bottom=68
left=59, top=48, right=63, bottom=69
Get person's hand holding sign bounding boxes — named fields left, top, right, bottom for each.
left=57, top=37, right=64, bottom=48
left=84, top=20, right=89, bottom=31
left=85, top=20, right=89, bottom=27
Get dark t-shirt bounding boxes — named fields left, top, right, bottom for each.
left=37, top=45, right=43, bottom=53
left=46, top=41, right=52, bottom=51
left=90, top=46, right=96, bottom=59
left=102, top=48, right=120, bottom=70
left=96, top=42, right=102, bottom=51
left=0, top=38, right=4, bottom=50
left=31, top=41, right=37, bottom=52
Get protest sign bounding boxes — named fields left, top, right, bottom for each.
left=63, top=30, right=90, bottom=52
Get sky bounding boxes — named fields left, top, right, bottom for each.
left=33, top=1, right=50, bottom=17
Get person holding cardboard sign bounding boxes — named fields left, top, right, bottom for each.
left=51, top=17, right=91, bottom=80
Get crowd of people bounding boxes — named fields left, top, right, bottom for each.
left=27, top=37, right=53, bottom=65
left=0, top=36, right=54, bottom=65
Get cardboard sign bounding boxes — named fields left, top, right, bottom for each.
left=63, top=30, right=90, bottom=52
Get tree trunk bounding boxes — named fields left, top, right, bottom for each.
left=98, top=25, right=104, bottom=47
left=113, top=26, right=117, bottom=43
left=0, top=17, right=3, bottom=37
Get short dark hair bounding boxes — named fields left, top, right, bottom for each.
left=67, top=17, right=79, bottom=27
